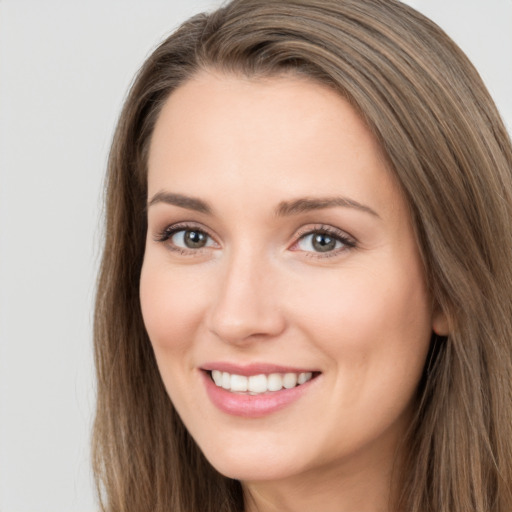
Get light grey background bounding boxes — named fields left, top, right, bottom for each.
left=0, top=1, right=510, bottom=511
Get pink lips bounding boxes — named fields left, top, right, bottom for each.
left=200, top=363, right=319, bottom=418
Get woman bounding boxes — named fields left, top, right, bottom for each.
left=93, top=0, right=512, bottom=511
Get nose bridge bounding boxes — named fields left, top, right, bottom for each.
left=207, top=242, right=285, bottom=343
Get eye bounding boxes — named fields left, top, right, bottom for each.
left=155, top=224, right=217, bottom=252
left=297, top=232, right=341, bottom=252
left=172, top=229, right=213, bottom=249
left=292, top=226, right=356, bottom=256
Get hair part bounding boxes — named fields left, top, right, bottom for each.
left=93, top=1, right=512, bottom=510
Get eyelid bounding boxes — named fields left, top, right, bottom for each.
left=293, top=223, right=354, bottom=240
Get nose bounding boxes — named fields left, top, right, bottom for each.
left=205, top=249, right=287, bottom=344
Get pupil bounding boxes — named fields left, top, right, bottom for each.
left=184, top=230, right=207, bottom=248
left=312, top=233, right=336, bottom=252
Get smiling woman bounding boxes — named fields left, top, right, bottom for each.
left=140, top=72, right=439, bottom=497
left=92, top=1, right=512, bottom=512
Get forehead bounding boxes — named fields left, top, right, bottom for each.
left=150, top=71, right=378, bottom=155
left=147, top=71, right=401, bottom=218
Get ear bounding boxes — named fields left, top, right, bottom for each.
left=432, top=307, right=449, bottom=336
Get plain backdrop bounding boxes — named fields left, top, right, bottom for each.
left=0, top=1, right=510, bottom=511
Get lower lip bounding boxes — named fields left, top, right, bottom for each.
left=201, top=371, right=317, bottom=418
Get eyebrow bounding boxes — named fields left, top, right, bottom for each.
left=147, top=191, right=379, bottom=218
left=147, top=191, right=212, bottom=214
left=276, top=197, right=380, bottom=218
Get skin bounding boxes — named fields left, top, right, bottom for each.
left=140, top=71, right=447, bottom=512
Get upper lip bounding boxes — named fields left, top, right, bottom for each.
left=200, top=362, right=319, bottom=376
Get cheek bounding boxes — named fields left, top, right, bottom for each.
left=139, top=255, right=213, bottom=416
left=291, top=259, right=432, bottom=380
left=139, top=255, right=208, bottom=354
left=293, top=264, right=432, bottom=448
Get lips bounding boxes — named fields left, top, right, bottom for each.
left=200, top=363, right=320, bottom=417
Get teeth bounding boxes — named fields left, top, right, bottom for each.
left=230, top=374, right=248, bottom=392
left=248, top=374, right=267, bottom=393
left=212, top=370, right=222, bottom=386
left=221, top=372, right=230, bottom=390
left=297, top=372, right=310, bottom=385
left=210, top=371, right=313, bottom=394
left=267, top=373, right=282, bottom=391
left=283, top=373, right=298, bottom=389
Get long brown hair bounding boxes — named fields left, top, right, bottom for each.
left=93, top=1, right=512, bottom=510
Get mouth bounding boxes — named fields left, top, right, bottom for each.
left=204, top=369, right=320, bottom=395
left=200, top=365, right=321, bottom=417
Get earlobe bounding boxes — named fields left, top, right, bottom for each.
left=432, top=308, right=450, bottom=336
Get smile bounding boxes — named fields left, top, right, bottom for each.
left=210, top=370, right=314, bottom=394
left=201, top=366, right=321, bottom=418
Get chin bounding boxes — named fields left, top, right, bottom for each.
left=211, top=459, right=294, bottom=483
left=200, top=442, right=303, bottom=482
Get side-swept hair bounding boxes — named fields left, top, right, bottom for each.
left=93, top=1, right=512, bottom=510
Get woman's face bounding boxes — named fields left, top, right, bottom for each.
left=140, top=72, right=444, bottom=486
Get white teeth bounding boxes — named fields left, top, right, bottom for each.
left=248, top=374, right=267, bottom=393
left=221, top=372, right=231, bottom=390
left=267, top=373, right=283, bottom=391
left=283, top=373, right=298, bottom=389
left=230, top=374, right=248, bottom=392
left=211, top=370, right=222, bottom=386
left=210, top=370, right=314, bottom=394
left=298, top=371, right=312, bottom=385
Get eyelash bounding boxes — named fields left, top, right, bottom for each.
left=154, top=222, right=357, bottom=258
